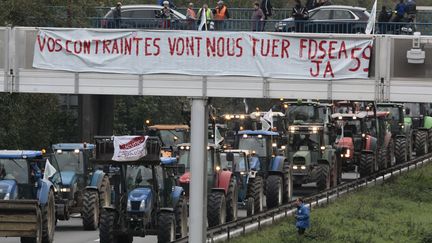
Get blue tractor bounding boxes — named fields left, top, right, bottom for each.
left=236, top=130, right=293, bottom=209
left=94, top=136, right=188, bottom=243
left=0, top=150, right=56, bottom=243
left=220, top=150, right=263, bottom=216
left=50, top=143, right=111, bottom=230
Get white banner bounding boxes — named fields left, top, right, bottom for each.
left=33, top=29, right=373, bottom=80
left=112, top=136, right=148, bottom=162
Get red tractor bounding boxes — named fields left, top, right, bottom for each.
left=332, top=111, right=394, bottom=178
left=176, top=143, right=238, bottom=227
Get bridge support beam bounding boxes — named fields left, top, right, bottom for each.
left=189, top=97, right=208, bottom=243
left=79, top=94, right=114, bottom=142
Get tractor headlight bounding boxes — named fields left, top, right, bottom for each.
left=56, top=149, right=62, bottom=154
left=362, top=133, right=366, bottom=138
left=74, top=149, right=80, bottom=154
left=320, top=146, right=325, bottom=150
left=345, top=149, right=351, bottom=158
left=215, top=166, right=221, bottom=171
left=127, top=200, right=132, bottom=211
left=240, top=115, right=245, bottom=119
left=293, top=165, right=298, bottom=169
left=281, top=145, right=286, bottom=150
left=139, top=200, right=146, bottom=210
left=60, top=188, right=70, bottom=193
left=300, top=165, right=306, bottom=170
left=272, top=143, right=277, bottom=147
left=311, top=126, right=318, bottom=133
left=3, top=193, right=10, bottom=200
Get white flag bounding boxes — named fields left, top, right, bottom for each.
left=365, top=0, right=377, bottom=34
left=43, top=159, right=57, bottom=180
left=260, top=117, right=271, bottom=131
left=112, top=136, right=148, bottom=162
left=215, top=126, right=224, bottom=145
left=263, top=109, right=274, bottom=129
left=198, top=8, right=207, bottom=31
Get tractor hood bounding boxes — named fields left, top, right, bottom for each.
left=60, top=171, right=77, bottom=187
left=179, top=172, right=191, bottom=184
left=0, top=180, right=17, bottom=200
left=335, top=137, right=354, bottom=150
left=128, top=188, right=152, bottom=212
left=293, top=150, right=311, bottom=165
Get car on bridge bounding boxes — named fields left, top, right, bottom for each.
left=99, top=4, right=187, bottom=29
left=275, top=5, right=370, bottom=34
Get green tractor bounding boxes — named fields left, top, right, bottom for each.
left=377, top=103, right=413, bottom=163
left=404, top=103, right=432, bottom=156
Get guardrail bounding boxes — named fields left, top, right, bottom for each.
left=172, top=152, right=432, bottom=242
left=25, top=17, right=432, bottom=35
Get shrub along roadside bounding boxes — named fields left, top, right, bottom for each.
left=232, top=163, right=432, bottom=243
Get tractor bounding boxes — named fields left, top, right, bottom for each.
left=220, top=149, right=263, bottom=216
left=404, top=103, right=432, bottom=156
left=377, top=103, right=413, bottom=163
left=236, top=130, right=293, bottom=209
left=286, top=123, right=339, bottom=190
left=176, top=143, right=239, bottom=227
left=178, top=143, right=238, bottom=227
left=0, top=150, right=56, bottom=243
left=49, top=143, right=111, bottom=230
left=94, top=136, right=188, bottom=243
left=146, top=124, right=190, bottom=157
left=331, top=110, right=394, bottom=178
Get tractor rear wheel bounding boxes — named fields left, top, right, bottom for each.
left=41, top=190, right=55, bottom=243
left=99, top=175, right=111, bottom=208
left=377, top=147, right=388, bottom=171
left=174, top=194, right=188, bottom=238
left=428, top=131, right=432, bottom=153
left=330, top=159, right=338, bottom=187
left=99, top=209, right=116, bottom=243
left=246, top=176, right=264, bottom=214
left=282, top=160, right=293, bottom=203
left=82, top=190, right=100, bottom=230
left=415, top=130, right=428, bottom=156
left=394, top=137, right=407, bottom=164
left=158, top=212, right=176, bottom=243
left=266, top=175, right=283, bottom=209
left=359, top=153, right=374, bottom=177
left=226, top=177, right=238, bottom=222
left=313, top=164, right=330, bottom=191
left=207, top=191, right=227, bottom=227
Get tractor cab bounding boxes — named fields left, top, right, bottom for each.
left=0, top=150, right=48, bottom=200
left=284, top=101, right=330, bottom=125
left=377, top=103, right=406, bottom=135
left=147, top=124, right=190, bottom=157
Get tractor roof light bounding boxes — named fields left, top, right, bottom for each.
left=41, top=149, right=46, bottom=154
left=362, top=133, right=366, bottom=138
left=300, top=165, right=306, bottom=170
left=186, top=146, right=190, bottom=150
left=243, top=134, right=248, bottom=138
left=353, top=116, right=357, bottom=120
left=338, top=116, right=343, bottom=120
left=235, top=115, right=240, bottom=119
left=225, top=114, right=231, bottom=120
left=257, top=134, right=263, bottom=138
left=240, top=115, right=245, bottom=119
left=215, top=166, right=221, bottom=171
left=180, top=146, right=185, bottom=150
left=284, top=104, right=288, bottom=109
left=320, top=146, right=325, bottom=150
left=207, top=146, right=210, bottom=150
left=74, top=149, right=80, bottom=154
left=240, top=126, right=244, bottom=131
left=311, top=126, right=318, bottom=133
left=272, top=143, right=277, bottom=147
left=281, top=145, right=286, bottom=150
left=56, top=149, right=62, bottom=154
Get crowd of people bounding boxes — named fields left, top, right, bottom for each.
left=111, top=0, right=417, bottom=32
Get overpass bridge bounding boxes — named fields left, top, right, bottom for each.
left=1, top=26, right=432, bottom=243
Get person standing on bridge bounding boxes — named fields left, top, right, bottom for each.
left=186, top=2, right=197, bottom=29
left=213, top=1, right=230, bottom=30
left=113, top=2, right=122, bottom=28
left=197, top=3, right=214, bottom=31
left=252, top=2, right=265, bottom=31
left=295, top=197, right=310, bottom=235
left=260, top=0, right=273, bottom=30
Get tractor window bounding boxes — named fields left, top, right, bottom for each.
left=239, top=136, right=267, bottom=157
left=126, top=165, right=154, bottom=190
left=220, top=153, right=246, bottom=172
left=159, top=130, right=186, bottom=147
left=53, top=151, right=84, bottom=174
left=178, top=150, right=190, bottom=169
left=377, top=107, right=400, bottom=121
left=289, top=134, right=320, bottom=150
left=286, top=105, right=320, bottom=123
left=0, top=159, right=29, bottom=184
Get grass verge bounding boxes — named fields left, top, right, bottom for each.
left=232, top=164, right=432, bottom=243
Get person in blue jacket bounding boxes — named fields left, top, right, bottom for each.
left=295, top=197, right=310, bottom=235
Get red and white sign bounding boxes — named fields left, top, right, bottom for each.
left=33, top=29, right=373, bottom=80
left=112, top=136, right=148, bottom=162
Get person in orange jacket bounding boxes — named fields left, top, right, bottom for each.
left=213, top=0, right=230, bottom=30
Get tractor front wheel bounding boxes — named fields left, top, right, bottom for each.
left=82, top=190, right=100, bottom=230
left=313, top=164, right=330, bottom=191
left=359, top=153, right=374, bottom=177
left=246, top=176, right=264, bottom=214
left=394, top=137, right=407, bottom=164
left=175, top=194, right=188, bottom=238
left=415, top=130, right=428, bottom=156
left=158, top=212, right=176, bottom=243
left=41, top=189, right=55, bottom=243
left=226, top=177, right=238, bottom=222
left=207, top=191, right=227, bottom=227
left=283, top=160, right=293, bottom=203
left=266, top=175, right=283, bottom=209
left=99, top=209, right=116, bottom=243
left=21, top=209, right=42, bottom=243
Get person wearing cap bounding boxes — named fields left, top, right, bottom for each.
left=197, top=3, right=213, bottom=31
left=251, top=2, right=265, bottom=31
left=186, top=2, right=197, bottom=30
left=213, top=0, right=229, bottom=30
left=113, top=2, right=122, bottom=28
left=159, top=1, right=174, bottom=29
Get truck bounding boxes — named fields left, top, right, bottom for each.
left=50, top=143, right=111, bottom=230
left=176, top=143, right=239, bottom=227
left=0, top=150, right=56, bottom=243
left=95, top=136, right=188, bottom=243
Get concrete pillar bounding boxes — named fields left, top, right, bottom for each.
left=79, top=94, right=114, bottom=142
left=189, top=98, right=208, bottom=243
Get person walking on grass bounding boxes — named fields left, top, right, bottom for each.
left=295, top=197, right=310, bottom=235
